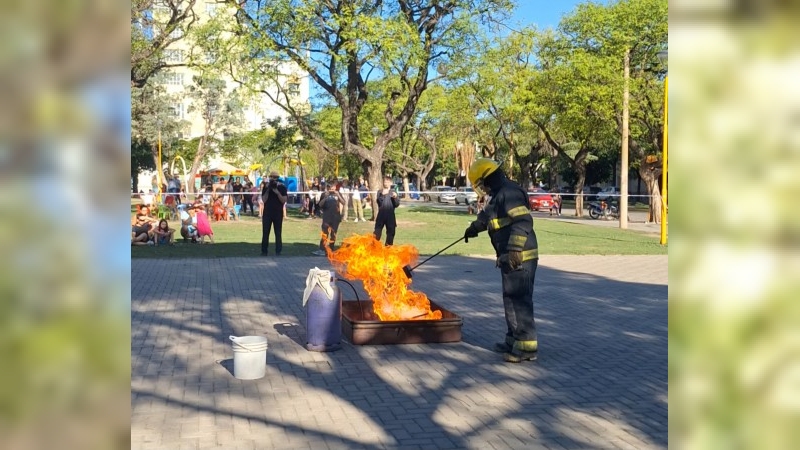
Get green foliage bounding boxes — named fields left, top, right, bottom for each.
left=559, top=0, right=668, bottom=157
left=131, top=139, right=156, bottom=190
left=170, top=137, right=202, bottom=164
left=131, top=0, right=199, bottom=87
left=208, top=0, right=514, bottom=197
left=130, top=78, right=188, bottom=181
left=185, top=75, right=243, bottom=134
left=131, top=78, right=187, bottom=146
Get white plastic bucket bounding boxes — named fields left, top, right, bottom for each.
left=229, top=335, right=268, bottom=380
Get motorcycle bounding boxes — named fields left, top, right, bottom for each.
left=588, top=200, right=619, bottom=220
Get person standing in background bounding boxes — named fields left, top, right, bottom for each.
left=352, top=177, right=366, bottom=222
left=373, top=175, right=399, bottom=245
left=340, top=179, right=351, bottom=222
left=242, top=181, right=255, bottom=215
left=261, top=171, right=288, bottom=256
left=308, top=177, right=321, bottom=219
left=313, top=183, right=345, bottom=256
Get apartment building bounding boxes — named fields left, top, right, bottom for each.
left=154, top=0, right=310, bottom=140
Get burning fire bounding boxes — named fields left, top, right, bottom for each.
left=323, top=233, right=442, bottom=321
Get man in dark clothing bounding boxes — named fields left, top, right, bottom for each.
left=167, top=175, right=181, bottom=205
left=232, top=177, right=243, bottom=210
left=463, top=158, right=540, bottom=363
left=261, top=171, right=288, bottom=256
left=242, top=181, right=255, bottom=215
left=313, top=183, right=345, bottom=256
left=374, top=175, right=400, bottom=245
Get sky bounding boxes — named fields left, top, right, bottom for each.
left=307, top=1, right=607, bottom=104
left=506, top=0, right=608, bottom=31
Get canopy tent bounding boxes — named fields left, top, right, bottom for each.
left=202, top=162, right=247, bottom=176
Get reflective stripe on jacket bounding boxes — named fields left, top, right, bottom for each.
left=474, top=179, right=538, bottom=258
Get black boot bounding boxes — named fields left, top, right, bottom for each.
left=503, top=340, right=538, bottom=363
left=493, top=336, right=515, bottom=353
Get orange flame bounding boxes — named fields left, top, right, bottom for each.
left=325, top=233, right=442, bottom=321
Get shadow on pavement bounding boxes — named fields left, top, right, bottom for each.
left=132, top=255, right=667, bottom=449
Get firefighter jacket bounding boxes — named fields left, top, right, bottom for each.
left=470, top=179, right=539, bottom=262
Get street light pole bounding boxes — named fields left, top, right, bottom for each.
left=658, top=50, right=668, bottom=245
left=619, top=48, right=630, bottom=229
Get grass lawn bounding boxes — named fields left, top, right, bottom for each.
left=132, top=203, right=667, bottom=258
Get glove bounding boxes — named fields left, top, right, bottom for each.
left=464, top=223, right=479, bottom=243
left=495, top=254, right=507, bottom=268
left=508, top=250, right=523, bottom=270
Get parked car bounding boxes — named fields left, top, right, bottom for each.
left=596, top=186, right=620, bottom=201
left=578, top=186, right=601, bottom=201
left=391, top=183, right=421, bottom=200
left=429, top=186, right=456, bottom=203
left=454, top=186, right=478, bottom=205
left=528, top=188, right=554, bottom=211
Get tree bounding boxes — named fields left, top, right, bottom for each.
left=211, top=0, right=512, bottom=215
left=523, top=28, right=619, bottom=215
left=184, top=75, right=244, bottom=193
left=131, top=139, right=156, bottom=193
left=130, top=78, right=187, bottom=187
left=131, top=0, right=199, bottom=87
left=559, top=0, right=668, bottom=221
left=459, top=30, right=554, bottom=190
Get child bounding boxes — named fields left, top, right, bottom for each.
left=153, top=219, right=175, bottom=246
left=195, top=206, right=215, bottom=244
left=550, top=193, right=561, bottom=216
left=373, top=175, right=399, bottom=245
left=212, top=197, right=228, bottom=221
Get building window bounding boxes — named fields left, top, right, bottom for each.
left=163, top=49, right=184, bottom=63
left=169, top=27, right=184, bottom=39
left=163, top=72, right=184, bottom=85
left=287, top=82, right=300, bottom=96
left=168, top=103, right=184, bottom=119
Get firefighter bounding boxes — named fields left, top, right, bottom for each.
left=463, top=158, right=540, bottom=363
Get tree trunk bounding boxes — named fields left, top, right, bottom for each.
left=365, top=159, right=383, bottom=222
left=574, top=165, right=587, bottom=217
left=151, top=143, right=162, bottom=192
left=187, top=135, right=207, bottom=195
left=639, top=163, right=663, bottom=223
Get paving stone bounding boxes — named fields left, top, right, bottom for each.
left=132, top=255, right=666, bottom=450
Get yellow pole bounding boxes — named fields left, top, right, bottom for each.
left=335, top=155, right=339, bottom=178
left=157, top=129, right=163, bottom=205
left=660, top=76, right=668, bottom=245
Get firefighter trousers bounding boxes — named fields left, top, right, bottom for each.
left=501, top=258, right=538, bottom=342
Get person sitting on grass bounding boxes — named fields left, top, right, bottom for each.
left=153, top=219, right=175, bottom=246
left=212, top=197, right=228, bottom=222
left=179, top=205, right=199, bottom=243
left=132, top=206, right=158, bottom=246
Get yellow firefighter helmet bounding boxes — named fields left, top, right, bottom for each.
left=468, top=158, right=501, bottom=196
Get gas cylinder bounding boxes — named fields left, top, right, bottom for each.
left=305, top=271, right=342, bottom=351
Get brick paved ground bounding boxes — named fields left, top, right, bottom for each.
left=132, top=254, right=667, bottom=450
